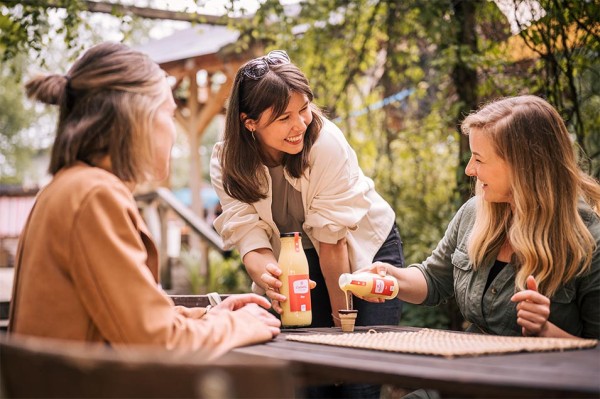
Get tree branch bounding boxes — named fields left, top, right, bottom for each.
left=1, top=0, right=245, bottom=25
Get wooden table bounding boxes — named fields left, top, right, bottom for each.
left=235, top=326, right=600, bottom=398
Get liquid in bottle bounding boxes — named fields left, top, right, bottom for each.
left=339, top=272, right=399, bottom=302
left=278, top=232, right=312, bottom=327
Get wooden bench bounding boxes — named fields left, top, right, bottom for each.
left=170, top=294, right=230, bottom=308
left=0, top=332, right=296, bottom=398
left=0, top=300, right=9, bottom=332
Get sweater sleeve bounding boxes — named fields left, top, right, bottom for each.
left=69, top=181, right=272, bottom=358
left=577, top=216, right=600, bottom=339
left=409, top=200, right=473, bottom=306
left=303, top=121, right=373, bottom=244
left=209, top=142, right=274, bottom=259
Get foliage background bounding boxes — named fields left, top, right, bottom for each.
left=1, top=0, right=598, bottom=329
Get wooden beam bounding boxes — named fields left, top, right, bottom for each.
left=195, top=65, right=241, bottom=136
left=160, top=53, right=237, bottom=78
left=6, top=0, right=244, bottom=24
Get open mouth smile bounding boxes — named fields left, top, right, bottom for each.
left=285, top=134, right=303, bottom=144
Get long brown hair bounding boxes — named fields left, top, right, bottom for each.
left=25, top=42, right=167, bottom=183
left=220, top=60, right=323, bottom=203
left=462, top=95, right=600, bottom=296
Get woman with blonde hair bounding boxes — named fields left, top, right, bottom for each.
left=362, top=95, right=599, bottom=339
left=10, top=42, right=280, bottom=358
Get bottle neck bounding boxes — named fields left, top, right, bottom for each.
left=280, top=235, right=302, bottom=252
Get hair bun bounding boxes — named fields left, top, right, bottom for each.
left=25, top=73, right=68, bottom=105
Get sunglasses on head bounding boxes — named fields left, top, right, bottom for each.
left=242, top=50, right=291, bottom=81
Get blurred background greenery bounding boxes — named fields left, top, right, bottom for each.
left=1, top=0, right=598, bottom=330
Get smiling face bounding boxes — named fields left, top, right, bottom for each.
left=465, top=128, right=513, bottom=204
left=243, top=91, right=313, bottom=166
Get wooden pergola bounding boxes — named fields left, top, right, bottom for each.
left=137, top=25, right=262, bottom=218
left=135, top=25, right=263, bottom=289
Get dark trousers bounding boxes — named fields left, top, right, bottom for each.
left=303, top=224, right=405, bottom=398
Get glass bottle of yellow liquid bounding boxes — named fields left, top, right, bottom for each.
left=338, top=272, right=399, bottom=304
left=278, top=232, right=312, bottom=327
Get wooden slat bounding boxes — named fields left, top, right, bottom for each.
left=155, top=188, right=224, bottom=252
left=170, top=295, right=230, bottom=308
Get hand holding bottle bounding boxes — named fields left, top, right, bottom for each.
left=260, top=262, right=317, bottom=314
left=339, top=271, right=399, bottom=304
left=261, top=262, right=286, bottom=313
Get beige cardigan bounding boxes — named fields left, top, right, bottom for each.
left=211, top=118, right=395, bottom=272
left=10, top=163, right=272, bottom=359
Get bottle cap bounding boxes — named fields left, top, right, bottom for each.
left=280, top=232, right=302, bottom=237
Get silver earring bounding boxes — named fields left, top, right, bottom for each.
left=251, top=130, right=256, bottom=141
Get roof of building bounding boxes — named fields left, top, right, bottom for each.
left=135, top=24, right=240, bottom=65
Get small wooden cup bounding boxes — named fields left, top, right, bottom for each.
left=338, top=310, right=358, bottom=332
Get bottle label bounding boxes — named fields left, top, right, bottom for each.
left=371, top=277, right=395, bottom=296
left=288, top=274, right=311, bottom=312
left=350, top=279, right=367, bottom=286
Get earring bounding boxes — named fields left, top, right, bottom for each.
left=250, top=129, right=256, bottom=141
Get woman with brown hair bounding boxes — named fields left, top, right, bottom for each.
left=9, top=42, right=280, bottom=359
left=363, top=95, right=599, bottom=339
left=210, top=50, right=405, bottom=398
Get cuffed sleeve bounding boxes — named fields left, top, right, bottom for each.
left=577, top=218, right=600, bottom=339
left=70, top=181, right=272, bottom=359
left=303, top=121, right=373, bottom=244
left=210, top=143, right=274, bottom=259
left=409, top=200, right=474, bottom=306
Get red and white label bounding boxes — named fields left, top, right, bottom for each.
left=371, top=277, right=395, bottom=296
left=288, top=274, right=311, bottom=312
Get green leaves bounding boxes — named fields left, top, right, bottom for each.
left=0, top=57, right=39, bottom=184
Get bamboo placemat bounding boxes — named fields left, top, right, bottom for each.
left=286, top=328, right=598, bottom=358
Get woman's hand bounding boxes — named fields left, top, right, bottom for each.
left=214, top=293, right=272, bottom=311
left=212, top=294, right=281, bottom=337
left=352, top=262, right=392, bottom=303
left=237, top=303, right=281, bottom=337
left=355, top=261, right=391, bottom=277
left=511, top=275, right=551, bottom=336
left=261, top=263, right=286, bottom=314
left=261, top=263, right=316, bottom=314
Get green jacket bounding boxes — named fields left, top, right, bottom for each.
left=411, top=197, right=600, bottom=338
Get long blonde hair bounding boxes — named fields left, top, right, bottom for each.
left=462, top=95, right=600, bottom=297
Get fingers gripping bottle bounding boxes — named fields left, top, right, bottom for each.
left=338, top=272, right=399, bottom=301
left=278, top=232, right=312, bottom=327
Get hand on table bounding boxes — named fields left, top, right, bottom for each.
left=511, top=275, right=550, bottom=337
left=213, top=294, right=281, bottom=337
left=261, top=263, right=316, bottom=314
left=215, top=293, right=271, bottom=311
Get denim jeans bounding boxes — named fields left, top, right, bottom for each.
left=302, top=224, right=405, bottom=398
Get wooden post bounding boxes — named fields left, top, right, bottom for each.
left=186, top=69, right=209, bottom=293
